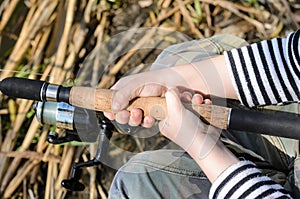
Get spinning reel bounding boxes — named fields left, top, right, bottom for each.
left=34, top=101, right=115, bottom=191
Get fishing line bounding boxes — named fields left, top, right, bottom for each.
left=0, top=69, right=59, bottom=79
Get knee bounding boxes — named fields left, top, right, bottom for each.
left=108, top=150, right=177, bottom=198
left=108, top=151, right=158, bottom=198
left=108, top=169, right=130, bottom=199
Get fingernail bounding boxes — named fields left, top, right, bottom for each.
left=131, top=110, right=138, bottom=118
left=192, top=94, right=203, bottom=105
left=182, top=92, right=192, bottom=101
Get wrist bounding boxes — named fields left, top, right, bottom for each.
left=186, top=130, right=239, bottom=183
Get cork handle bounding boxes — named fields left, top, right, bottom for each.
left=188, top=103, right=230, bottom=129
left=70, top=87, right=231, bottom=129
left=70, top=87, right=113, bottom=112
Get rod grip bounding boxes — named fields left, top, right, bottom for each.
left=69, top=86, right=231, bottom=129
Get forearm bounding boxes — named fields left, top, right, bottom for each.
left=161, top=55, right=239, bottom=99
left=171, top=30, right=300, bottom=107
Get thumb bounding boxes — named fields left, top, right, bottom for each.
left=159, top=88, right=184, bottom=131
left=112, top=89, right=131, bottom=112
left=165, top=88, right=183, bottom=116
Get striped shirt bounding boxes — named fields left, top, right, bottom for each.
left=209, top=161, right=292, bottom=199
left=209, top=31, right=300, bottom=198
left=224, top=29, right=300, bottom=107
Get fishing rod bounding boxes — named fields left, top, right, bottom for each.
left=1, top=77, right=300, bottom=191
left=1, top=77, right=300, bottom=140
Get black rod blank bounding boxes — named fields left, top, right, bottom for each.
left=229, top=108, right=300, bottom=140
left=0, top=77, right=45, bottom=101
left=0, top=77, right=70, bottom=102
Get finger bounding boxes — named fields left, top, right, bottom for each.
left=177, top=86, right=195, bottom=95
left=115, top=110, right=130, bottom=124
left=191, top=94, right=204, bottom=105
left=103, top=112, right=115, bottom=120
left=166, top=88, right=182, bottom=113
left=181, top=91, right=193, bottom=102
left=204, top=99, right=212, bottom=105
left=141, top=116, right=155, bottom=128
left=111, top=75, right=150, bottom=112
left=112, top=83, right=165, bottom=112
left=128, top=108, right=143, bottom=126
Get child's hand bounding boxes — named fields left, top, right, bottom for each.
left=104, top=74, right=211, bottom=129
left=159, top=88, right=217, bottom=153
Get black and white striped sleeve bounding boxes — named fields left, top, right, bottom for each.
left=224, top=29, right=300, bottom=107
left=209, top=161, right=292, bottom=199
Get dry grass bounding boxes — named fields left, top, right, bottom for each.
left=0, top=0, right=299, bottom=198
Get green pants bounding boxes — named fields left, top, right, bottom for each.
left=108, top=34, right=299, bottom=199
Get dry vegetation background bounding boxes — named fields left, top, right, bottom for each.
left=0, top=0, right=299, bottom=198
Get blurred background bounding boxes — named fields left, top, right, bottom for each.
left=0, top=0, right=299, bottom=198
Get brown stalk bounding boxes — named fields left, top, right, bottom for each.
left=1, top=151, right=61, bottom=162
left=45, top=0, right=63, bottom=58
left=50, top=0, right=76, bottom=83
left=98, top=0, right=185, bottom=89
left=27, top=0, right=58, bottom=39
left=90, top=166, right=97, bottom=199
left=54, top=145, right=75, bottom=190
left=174, top=10, right=182, bottom=30
left=23, top=178, right=27, bottom=199
left=41, top=139, right=54, bottom=162
left=0, top=100, right=33, bottom=186
left=154, top=0, right=194, bottom=26
left=162, top=0, right=173, bottom=8
left=30, top=128, right=48, bottom=184
left=63, top=0, right=94, bottom=72
left=0, top=32, right=53, bottom=189
left=98, top=184, right=108, bottom=199
left=44, top=156, right=53, bottom=199
left=3, top=160, right=39, bottom=198
left=0, top=117, right=40, bottom=192
left=30, top=26, right=52, bottom=76
left=0, top=0, right=21, bottom=34
left=63, top=23, right=87, bottom=71
left=199, top=0, right=269, bottom=17
left=176, top=0, right=204, bottom=39
left=280, top=0, right=299, bottom=29
left=81, top=152, right=97, bottom=199
left=198, top=0, right=267, bottom=33
left=91, top=12, right=108, bottom=86
left=0, top=109, right=8, bottom=115
left=84, top=0, right=95, bottom=23
left=98, top=27, right=157, bottom=88
left=225, top=5, right=265, bottom=33
left=1, top=0, right=58, bottom=80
